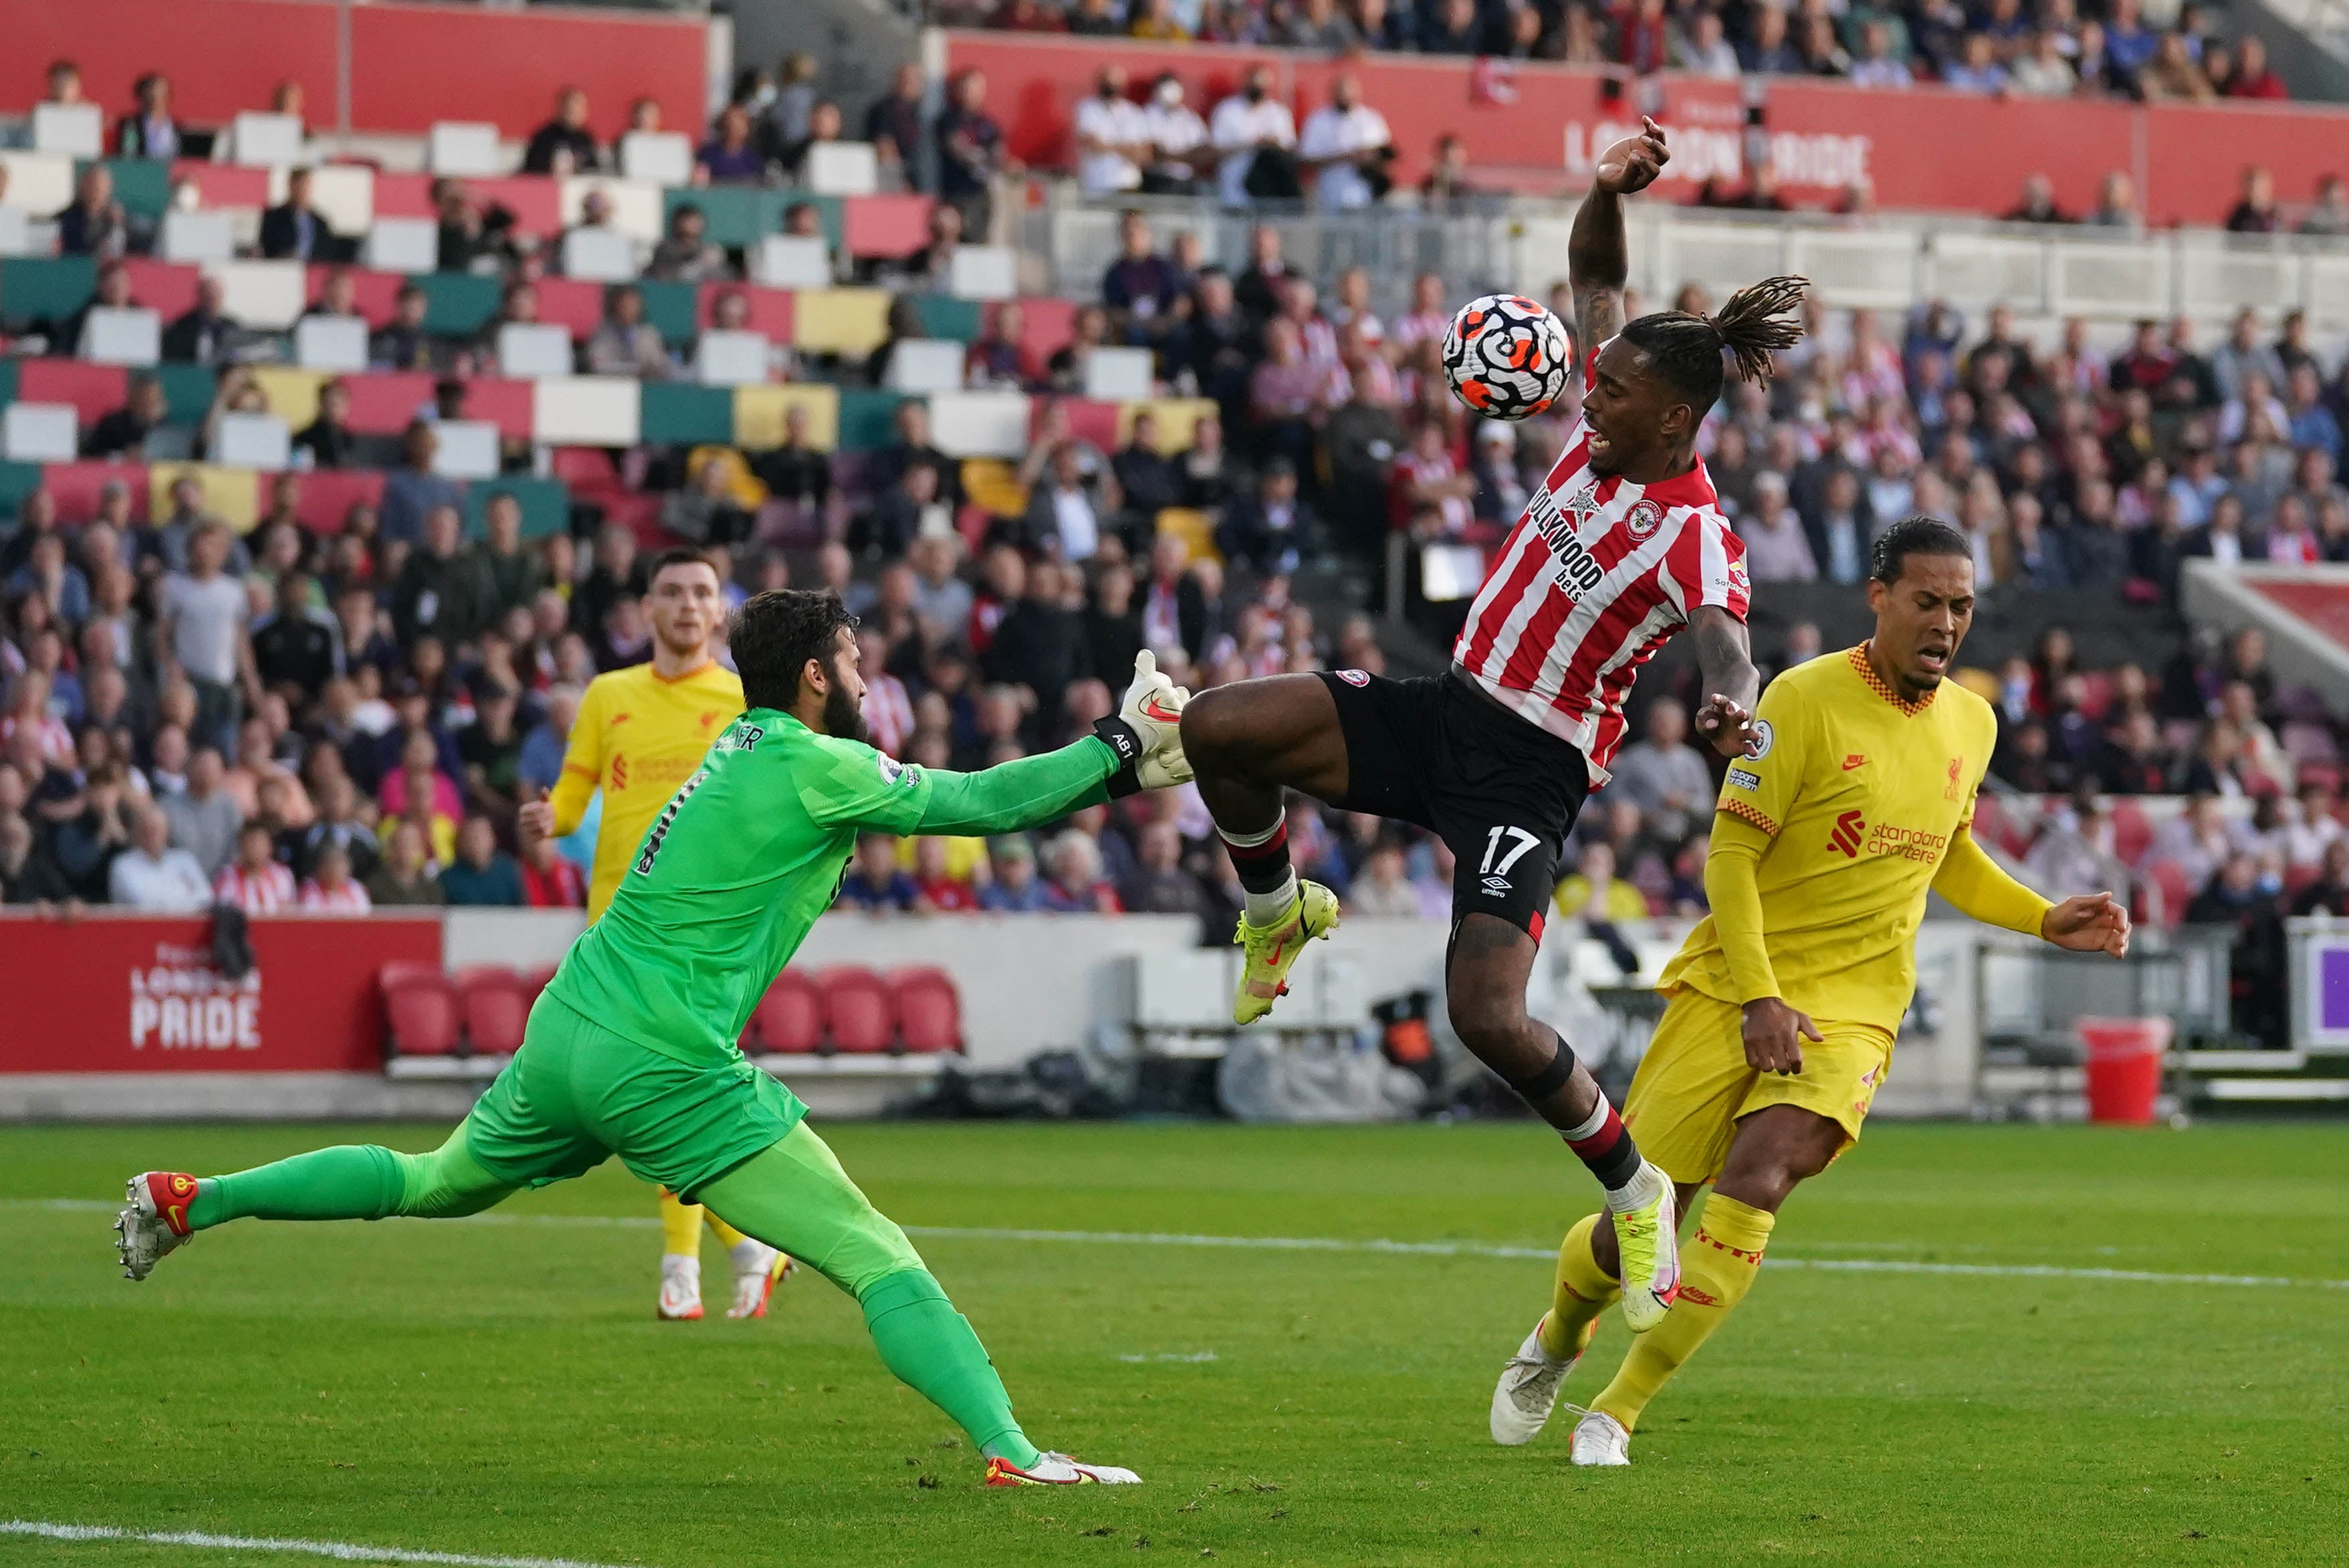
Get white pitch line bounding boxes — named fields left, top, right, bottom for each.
left=0, top=1521, right=646, bottom=1568
left=10, top=1199, right=2346, bottom=1292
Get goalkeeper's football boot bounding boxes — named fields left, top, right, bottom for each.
left=1231, top=880, right=1341, bottom=1024
left=1569, top=1408, right=1632, bottom=1467
left=985, top=1452, right=1143, bottom=1486
left=114, top=1171, right=197, bottom=1281
left=726, top=1241, right=795, bottom=1320
left=1489, top=1315, right=1587, bottom=1444
left=657, top=1256, right=705, bottom=1321
left=1613, top=1163, right=1681, bottom=1333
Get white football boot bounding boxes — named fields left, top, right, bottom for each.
left=1489, top=1316, right=1583, bottom=1445
left=985, top=1452, right=1143, bottom=1486
left=656, top=1254, right=704, bottom=1321
left=115, top=1171, right=198, bottom=1281
left=1568, top=1408, right=1633, bottom=1467
left=726, top=1240, right=794, bottom=1320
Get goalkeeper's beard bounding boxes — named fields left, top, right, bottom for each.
left=822, top=679, right=868, bottom=746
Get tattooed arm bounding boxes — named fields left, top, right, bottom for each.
left=1569, top=116, right=1670, bottom=372
left=1688, top=604, right=1763, bottom=759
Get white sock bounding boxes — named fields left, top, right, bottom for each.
left=1242, top=869, right=1300, bottom=929
left=660, top=1252, right=700, bottom=1282
left=1601, top=1158, right=1668, bottom=1214
left=729, top=1237, right=778, bottom=1276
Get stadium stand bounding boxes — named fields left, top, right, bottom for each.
left=1, top=16, right=2348, bottom=1071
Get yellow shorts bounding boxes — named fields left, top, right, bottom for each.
left=1619, top=988, right=1896, bottom=1188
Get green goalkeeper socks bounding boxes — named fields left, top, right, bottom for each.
left=860, top=1268, right=1042, bottom=1470
left=188, top=1132, right=510, bottom=1229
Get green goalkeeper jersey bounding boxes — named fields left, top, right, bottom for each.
left=542, top=707, right=1121, bottom=1071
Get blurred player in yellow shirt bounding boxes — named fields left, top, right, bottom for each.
left=518, top=548, right=791, bottom=1322
left=1489, top=520, right=2132, bottom=1463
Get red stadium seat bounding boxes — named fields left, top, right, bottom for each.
left=752, top=970, right=824, bottom=1055
left=522, top=966, right=558, bottom=1010
left=891, top=966, right=962, bottom=1055
left=380, top=962, right=461, bottom=1058
left=820, top=966, right=896, bottom=1055
left=1968, top=794, right=2020, bottom=858
left=455, top=966, right=532, bottom=1056
left=288, top=467, right=388, bottom=532
left=843, top=193, right=933, bottom=259
left=2108, top=799, right=2152, bottom=867
left=306, top=264, right=407, bottom=326
left=121, top=258, right=203, bottom=321
left=2144, top=859, right=2194, bottom=929
left=532, top=277, right=608, bottom=338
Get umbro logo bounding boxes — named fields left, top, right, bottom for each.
left=1827, top=809, right=1866, bottom=858
left=1842, top=754, right=1867, bottom=771
left=1481, top=875, right=1511, bottom=895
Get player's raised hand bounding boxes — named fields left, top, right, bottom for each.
left=1593, top=116, right=1670, bottom=197
left=2041, top=891, right=2132, bottom=958
left=1117, top=651, right=1194, bottom=788
left=1694, top=693, right=1761, bottom=758
left=1741, top=996, right=1821, bottom=1076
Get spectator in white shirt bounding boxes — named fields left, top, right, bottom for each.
left=109, top=803, right=212, bottom=911
left=1141, top=73, right=1209, bottom=196
left=1074, top=66, right=1151, bottom=201
left=1846, top=22, right=1914, bottom=88
left=298, top=841, right=372, bottom=913
left=1675, top=9, right=1744, bottom=78
left=1298, top=73, right=1393, bottom=211
left=1739, top=473, right=1820, bottom=582
left=1210, top=65, right=1299, bottom=207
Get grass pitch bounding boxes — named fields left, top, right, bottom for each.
left=3, top=1121, right=2346, bottom=1568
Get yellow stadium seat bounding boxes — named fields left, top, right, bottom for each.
left=960, top=458, right=1027, bottom=518
left=251, top=366, right=328, bottom=433
left=1953, top=666, right=2000, bottom=704
left=790, top=288, right=893, bottom=356
left=1155, top=508, right=1220, bottom=567
left=733, top=384, right=841, bottom=451
left=150, top=464, right=261, bottom=532
left=1118, top=397, right=1218, bottom=451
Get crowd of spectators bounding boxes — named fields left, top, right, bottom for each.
left=946, top=0, right=2308, bottom=106
left=9, top=49, right=2349, bottom=1014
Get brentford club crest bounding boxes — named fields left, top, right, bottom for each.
left=1624, top=498, right=1666, bottom=540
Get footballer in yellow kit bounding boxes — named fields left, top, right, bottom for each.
left=1487, top=520, right=2134, bottom=1466
left=520, top=548, right=792, bottom=1323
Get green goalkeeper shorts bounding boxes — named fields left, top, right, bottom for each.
left=461, top=996, right=809, bottom=1202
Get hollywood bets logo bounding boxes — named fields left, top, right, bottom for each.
left=128, top=941, right=261, bottom=1052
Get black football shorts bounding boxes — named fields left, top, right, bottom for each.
left=1316, top=667, right=1593, bottom=939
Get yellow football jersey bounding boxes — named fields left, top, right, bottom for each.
left=1660, top=644, right=2001, bottom=1034
left=549, top=659, right=745, bottom=919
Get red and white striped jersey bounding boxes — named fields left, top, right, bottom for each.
left=1452, top=416, right=1750, bottom=780
left=214, top=861, right=297, bottom=915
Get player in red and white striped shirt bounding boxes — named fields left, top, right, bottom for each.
left=1182, top=119, right=1805, bottom=1337
left=214, top=824, right=297, bottom=915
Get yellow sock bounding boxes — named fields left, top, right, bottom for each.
left=657, top=1188, right=705, bottom=1256
left=707, top=1214, right=749, bottom=1250
left=1537, top=1211, right=1623, bottom=1359
left=1590, top=1194, right=1774, bottom=1432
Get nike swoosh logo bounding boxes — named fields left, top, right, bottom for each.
left=1141, top=698, right=1182, bottom=721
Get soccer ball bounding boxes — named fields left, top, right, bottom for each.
left=1441, top=294, right=1573, bottom=421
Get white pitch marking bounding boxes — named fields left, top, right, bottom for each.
left=0, top=1521, right=648, bottom=1568
left=11, top=1200, right=2344, bottom=1291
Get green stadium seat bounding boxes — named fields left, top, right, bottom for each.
left=912, top=294, right=984, bottom=344
left=639, top=382, right=736, bottom=447
left=0, top=257, right=98, bottom=330
left=92, top=159, right=173, bottom=221
left=415, top=271, right=503, bottom=337
left=0, top=459, right=44, bottom=520
left=637, top=279, right=701, bottom=348
left=0, top=358, right=18, bottom=411
left=837, top=388, right=909, bottom=452
left=154, top=364, right=217, bottom=427
left=465, top=475, right=569, bottom=540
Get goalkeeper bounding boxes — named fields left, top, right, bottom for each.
left=114, top=590, right=1190, bottom=1488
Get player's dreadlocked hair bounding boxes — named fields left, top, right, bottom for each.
left=1619, top=275, right=1810, bottom=412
